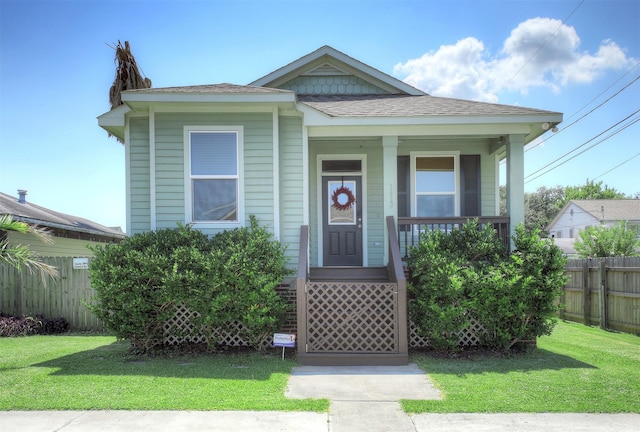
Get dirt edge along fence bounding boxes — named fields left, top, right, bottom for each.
left=561, top=257, right=640, bottom=335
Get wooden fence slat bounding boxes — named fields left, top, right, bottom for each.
left=0, top=257, right=104, bottom=332
left=563, top=257, right=639, bottom=335
left=582, top=260, right=590, bottom=325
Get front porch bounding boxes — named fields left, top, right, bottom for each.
left=294, top=216, right=508, bottom=366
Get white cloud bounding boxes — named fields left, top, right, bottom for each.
left=394, top=18, right=633, bottom=102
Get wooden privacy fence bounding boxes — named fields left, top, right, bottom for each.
left=0, top=257, right=104, bottom=331
left=561, top=257, right=640, bottom=334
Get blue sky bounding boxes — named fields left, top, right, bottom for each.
left=1, top=0, right=638, bottom=232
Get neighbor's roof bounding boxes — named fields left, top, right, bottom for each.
left=569, top=199, right=640, bottom=221
left=297, top=94, right=559, bottom=117
left=0, top=192, right=125, bottom=239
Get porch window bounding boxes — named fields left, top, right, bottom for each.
left=412, top=155, right=459, bottom=217
left=186, top=128, right=243, bottom=224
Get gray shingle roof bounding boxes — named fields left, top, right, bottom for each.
left=570, top=199, right=640, bottom=221
left=298, top=94, right=559, bottom=117
left=124, top=83, right=294, bottom=95
left=0, top=192, right=125, bottom=239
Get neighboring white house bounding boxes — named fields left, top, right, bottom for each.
left=0, top=190, right=125, bottom=256
left=547, top=199, right=640, bottom=255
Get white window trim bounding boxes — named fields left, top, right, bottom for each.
left=410, top=151, right=460, bottom=217
left=184, top=125, right=244, bottom=228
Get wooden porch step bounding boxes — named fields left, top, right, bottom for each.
left=309, top=266, right=390, bottom=282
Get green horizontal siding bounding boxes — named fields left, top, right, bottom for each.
left=153, top=112, right=275, bottom=235
left=279, top=116, right=304, bottom=268
left=129, top=117, right=151, bottom=234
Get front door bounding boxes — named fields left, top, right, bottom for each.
left=322, top=176, right=363, bottom=266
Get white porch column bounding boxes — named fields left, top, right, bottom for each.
left=505, top=134, right=525, bottom=246
left=382, top=136, right=398, bottom=264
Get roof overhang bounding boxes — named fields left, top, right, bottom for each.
left=97, top=91, right=299, bottom=141
left=97, top=104, right=130, bottom=140
left=298, top=102, right=563, bottom=144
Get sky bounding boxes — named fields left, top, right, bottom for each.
left=1, top=0, right=638, bottom=232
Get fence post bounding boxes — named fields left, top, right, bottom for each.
left=599, top=259, right=608, bottom=330
left=582, top=260, right=590, bottom=325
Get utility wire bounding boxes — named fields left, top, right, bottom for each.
left=525, top=109, right=640, bottom=179
left=525, top=113, right=640, bottom=184
left=592, top=152, right=640, bottom=181
left=526, top=71, right=640, bottom=152
left=496, top=0, right=584, bottom=95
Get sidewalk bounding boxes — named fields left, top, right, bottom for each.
left=2, top=364, right=639, bottom=431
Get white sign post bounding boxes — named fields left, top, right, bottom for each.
left=273, top=333, right=296, bottom=360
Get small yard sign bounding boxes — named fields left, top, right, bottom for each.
left=273, top=333, right=296, bottom=360
left=273, top=333, right=296, bottom=348
left=72, top=258, right=89, bottom=270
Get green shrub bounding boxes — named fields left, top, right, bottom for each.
left=407, top=220, right=506, bottom=350
left=408, top=220, right=566, bottom=351
left=574, top=222, right=640, bottom=257
left=192, top=215, right=292, bottom=350
left=88, top=217, right=291, bottom=353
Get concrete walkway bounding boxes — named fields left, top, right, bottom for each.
left=2, top=364, right=639, bottom=431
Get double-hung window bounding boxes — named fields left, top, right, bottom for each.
left=411, top=153, right=459, bottom=217
left=186, top=127, right=243, bottom=225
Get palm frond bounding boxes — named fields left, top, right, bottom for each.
left=107, top=41, right=152, bottom=143
left=0, top=215, right=59, bottom=285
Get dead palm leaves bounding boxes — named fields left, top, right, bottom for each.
left=108, top=40, right=152, bottom=109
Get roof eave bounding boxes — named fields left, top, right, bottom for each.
left=97, top=104, right=130, bottom=140
left=121, top=91, right=297, bottom=105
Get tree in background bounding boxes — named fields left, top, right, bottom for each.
left=563, top=179, right=628, bottom=203
left=524, top=185, right=565, bottom=233
left=0, top=215, right=58, bottom=284
left=574, top=222, right=640, bottom=258
left=501, top=180, right=631, bottom=235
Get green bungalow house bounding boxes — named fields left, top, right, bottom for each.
left=98, top=45, right=562, bottom=365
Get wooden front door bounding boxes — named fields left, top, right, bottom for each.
left=322, top=176, right=362, bottom=266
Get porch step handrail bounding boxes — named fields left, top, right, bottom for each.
left=295, top=225, right=309, bottom=359
left=386, top=216, right=408, bottom=360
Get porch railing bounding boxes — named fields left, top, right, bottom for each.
left=397, top=216, right=510, bottom=258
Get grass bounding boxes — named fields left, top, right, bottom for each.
left=0, top=336, right=328, bottom=411
left=0, top=321, right=637, bottom=412
left=404, top=321, right=640, bottom=413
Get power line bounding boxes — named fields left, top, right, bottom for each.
left=496, top=0, right=585, bottom=95
left=525, top=113, right=640, bottom=184
left=592, top=152, right=640, bottom=182
left=526, top=70, right=640, bottom=153
left=525, top=109, right=640, bottom=179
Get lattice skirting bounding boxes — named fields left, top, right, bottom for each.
left=161, top=284, right=485, bottom=350
left=163, top=285, right=297, bottom=348
left=305, top=282, right=397, bottom=353
left=409, top=317, right=486, bottom=348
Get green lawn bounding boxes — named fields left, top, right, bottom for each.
left=0, top=321, right=638, bottom=412
left=405, top=321, right=640, bottom=413
left=0, top=336, right=328, bottom=411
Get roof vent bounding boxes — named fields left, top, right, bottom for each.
left=17, top=189, right=27, bottom=204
